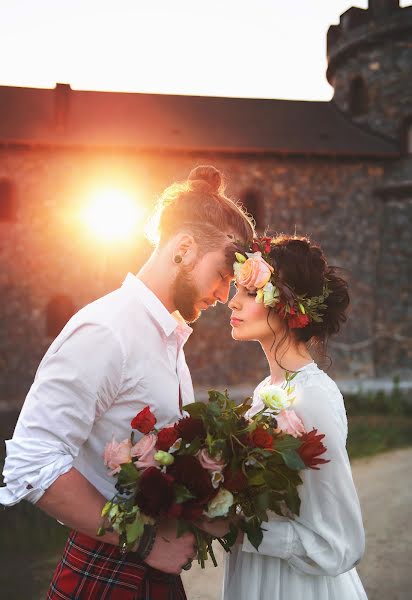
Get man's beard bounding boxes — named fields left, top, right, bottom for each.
left=172, top=267, right=201, bottom=323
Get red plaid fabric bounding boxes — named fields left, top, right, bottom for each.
left=47, top=530, right=187, bottom=600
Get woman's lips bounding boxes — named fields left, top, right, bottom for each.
left=230, top=317, right=242, bottom=326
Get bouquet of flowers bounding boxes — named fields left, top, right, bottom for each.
left=98, top=373, right=329, bottom=567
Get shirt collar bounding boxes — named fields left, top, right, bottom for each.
left=122, top=273, right=193, bottom=341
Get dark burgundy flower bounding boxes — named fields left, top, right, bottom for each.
left=166, top=503, right=183, bottom=519
left=174, top=417, right=206, bottom=443
left=250, top=426, right=273, bottom=449
left=223, top=468, right=248, bottom=493
left=180, top=500, right=206, bottom=520
left=297, top=429, right=330, bottom=470
left=169, top=455, right=215, bottom=503
left=131, top=407, right=156, bottom=434
left=135, top=467, right=174, bottom=517
left=156, top=426, right=179, bottom=451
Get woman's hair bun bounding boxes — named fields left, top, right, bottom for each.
left=188, top=165, right=223, bottom=194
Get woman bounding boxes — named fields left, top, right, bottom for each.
left=224, top=234, right=367, bottom=600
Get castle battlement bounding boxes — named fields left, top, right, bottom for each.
left=327, top=1, right=412, bottom=78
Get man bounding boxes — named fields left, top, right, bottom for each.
left=0, top=165, right=254, bottom=599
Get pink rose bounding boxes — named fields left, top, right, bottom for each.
left=237, top=252, right=273, bottom=290
left=131, top=433, right=158, bottom=470
left=196, top=448, right=226, bottom=472
left=276, top=410, right=306, bottom=438
left=104, top=437, right=132, bottom=475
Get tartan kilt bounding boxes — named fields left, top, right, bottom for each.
left=46, top=530, right=187, bottom=600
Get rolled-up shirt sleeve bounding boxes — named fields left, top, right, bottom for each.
left=241, top=383, right=365, bottom=577
left=0, top=322, right=124, bottom=506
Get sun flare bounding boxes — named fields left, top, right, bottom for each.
left=81, top=189, right=143, bottom=242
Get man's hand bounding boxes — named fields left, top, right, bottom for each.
left=144, top=519, right=197, bottom=575
left=195, top=515, right=245, bottom=543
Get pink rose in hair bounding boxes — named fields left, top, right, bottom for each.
left=104, top=437, right=132, bottom=475
left=237, top=252, right=273, bottom=290
left=131, top=433, right=158, bottom=470
left=197, top=448, right=226, bottom=472
left=276, top=410, right=306, bottom=438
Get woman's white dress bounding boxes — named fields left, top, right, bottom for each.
left=223, top=362, right=368, bottom=600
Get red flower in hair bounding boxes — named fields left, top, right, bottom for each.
left=250, top=426, right=273, bottom=449
left=174, top=417, right=206, bottom=443
left=297, top=429, right=329, bottom=470
left=156, top=426, right=179, bottom=451
left=261, top=236, right=272, bottom=254
left=251, top=241, right=260, bottom=253
left=288, top=313, right=310, bottom=329
left=131, top=407, right=156, bottom=434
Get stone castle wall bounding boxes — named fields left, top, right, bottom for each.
left=2, top=146, right=408, bottom=403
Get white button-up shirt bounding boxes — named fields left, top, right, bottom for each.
left=0, top=274, right=194, bottom=506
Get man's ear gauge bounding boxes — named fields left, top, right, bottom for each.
left=174, top=255, right=183, bottom=264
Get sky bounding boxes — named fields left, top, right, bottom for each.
left=1, top=0, right=411, bottom=101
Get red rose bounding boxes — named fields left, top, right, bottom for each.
left=131, top=407, right=157, bottom=434
left=261, top=236, right=272, bottom=253
left=223, top=468, right=248, bottom=493
left=169, top=455, right=215, bottom=503
left=135, top=467, right=174, bottom=517
left=250, top=426, right=273, bottom=449
left=156, top=426, right=179, bottom=451
left=174, top=417, right=206, bottom=443
left=288, top=313, right=310, bottom=329
left=297, top=429, right=330, bottom=470
left=251, top=241, right=260, bottom=253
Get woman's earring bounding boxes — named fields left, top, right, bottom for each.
left=174, top=255, right=182, bottom=264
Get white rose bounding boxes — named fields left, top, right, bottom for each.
left=262, top=282, right=280, bottom=307
left=258, top=384, right=290, bottom=413
left=205, top=488, right=234, bottom=518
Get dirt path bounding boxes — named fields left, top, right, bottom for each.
left=182, top=447, right=412, bottom=600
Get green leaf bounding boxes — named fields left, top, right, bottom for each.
left=208, top=389, right=229, bottom=404
left=223, top=523, right=239, bottom=548
left=280, top=449, right=306, bottom=471
left=285, top=485, right=301, bottom=516
left=248, top=471, right=265, bottom=486
left=174, top=484, right=196, bottom=504
left=126, top=515, right=144, bottom=545
left=241, top=519, right=265, bottom=551
left=184, top=436, right=202, bottom=455
left=263, top=470, right=287, bottom=491
left=118, top=462, right=140, bottom=484
left=276, top=436, right=302, bottom=451
left=184, top=402, right=207, bottom=419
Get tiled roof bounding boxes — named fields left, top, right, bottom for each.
left=0, top=84, right=397, bottom=156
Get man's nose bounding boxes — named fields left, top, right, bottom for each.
left=215, top=278, right=231, bottom=304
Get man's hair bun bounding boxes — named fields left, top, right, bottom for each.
left=187, top=165, right=223, bottom=194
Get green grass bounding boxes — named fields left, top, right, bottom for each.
left=1, top=384, right=411, bottom=599
left=347, top=414, right=412, bottom=460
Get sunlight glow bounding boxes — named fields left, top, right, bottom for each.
left=81, top=189, right=143, bottom=242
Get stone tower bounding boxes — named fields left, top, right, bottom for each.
left=328, top=0, right=412, bottom=377
left=327, top=0, right=412, bottom=145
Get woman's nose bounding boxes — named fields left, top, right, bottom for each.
left=228, top=290, right=240, bottom=310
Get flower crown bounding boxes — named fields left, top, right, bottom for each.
left=233, top=236, right=330, bottom=329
